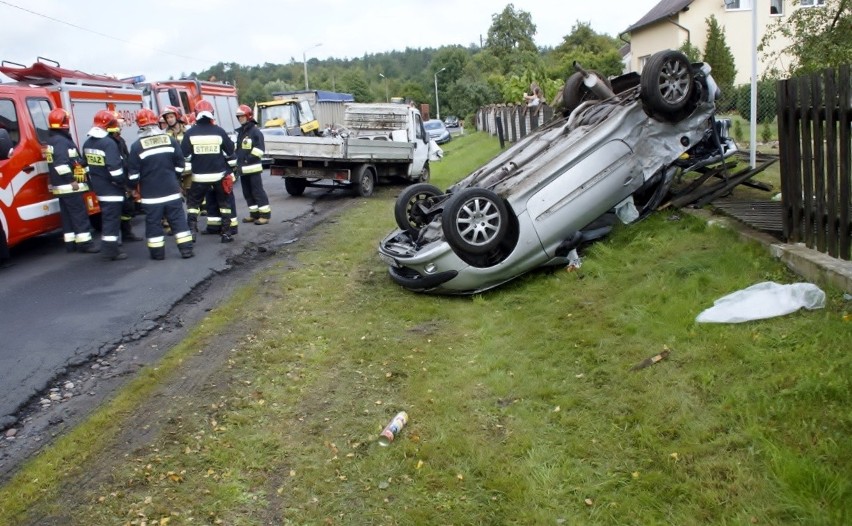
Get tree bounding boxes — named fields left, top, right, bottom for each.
left=678, top=41, right=702, bottom=62
left=484, top=3, right=538, bottom=73
left=339, top=70, right=371, bottom=102
left=703, top=15, right=737, bottom=94
left=547, top=22, right=623, bottom=82
left=430, top=46, right=470, bottom=87
left=759, top=0, right=852, bottom=78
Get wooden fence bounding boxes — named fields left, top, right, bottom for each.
left=777, top=65, right=851, bottom=261
left=475, top=104, right=554, bottom=144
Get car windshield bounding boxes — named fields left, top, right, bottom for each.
left=424, top=121, right=443, bottom=130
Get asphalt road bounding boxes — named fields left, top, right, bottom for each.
left=0, top=173, right=353, bottom=428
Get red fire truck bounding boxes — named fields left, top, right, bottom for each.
left=0, top=58, right=145, bottom=247
left=140, top=79, right=240, bottom=138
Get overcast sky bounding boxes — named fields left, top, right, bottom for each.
left=0, top=0, right=653, bottom=82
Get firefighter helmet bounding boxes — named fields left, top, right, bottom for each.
left=93, top=109, right=120, bottom=133
left=236, top=104, right=253, bottom=120
left=136, top=109, right=160, bottom=128
left=48, top=108, right=71, bottom=130
left=195, top=100, right=215, bottom=120
left=161, top=105, right=183, bottom=120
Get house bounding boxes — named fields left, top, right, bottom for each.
left=623, top=0, right=826, bottom=85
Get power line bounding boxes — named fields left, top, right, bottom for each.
left=0, top=0, right=214, bottom=65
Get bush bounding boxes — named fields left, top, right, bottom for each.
left=734, top=80, right=777, bottom=124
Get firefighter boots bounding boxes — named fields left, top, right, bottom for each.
left=121, top=220, right=142, bottom=242
left=179, top=246, right=194, bottom=259
left=102, top=242, right=127, bottom=261
left=242, top=211, right=259, bottom=223
left=78, top=241, right=101, bottom=254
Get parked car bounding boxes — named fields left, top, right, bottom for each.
left=378, top=50, right=738, bottom=295
left=444, top=115, right=460, bottom=128
left=424, top=119, right=452, bottom=144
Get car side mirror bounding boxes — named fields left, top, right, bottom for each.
left=0, top=129, right=12, bottom=161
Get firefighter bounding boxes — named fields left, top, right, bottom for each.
left=108, top=111, right=142, bottom=243
left=83, top=110, right=128, bottom=260
left=235, top=104, right=271, bottom=225
left=127, top=109, right=194, bottom=260
left=44, top=108, right=99, bottom=253
left=180, top=100, right=237, bottom=243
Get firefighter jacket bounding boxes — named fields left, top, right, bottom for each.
left=111, top=132, right=130, bottom=173
left=166, top=124, right=190, bottom=175
left=83, top=129, right=126, bottom=204
left=180, top=118, right=236, bottom=183
left=127, top=128, right=185, bottom=205
left=235, top=120, right=265, bottom=175
left=45, top=130, right=88, bottom=195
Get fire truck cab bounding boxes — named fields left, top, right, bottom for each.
left=140, top=79, right=240, bottom=138
left=0, top=58, right=145, bottom=248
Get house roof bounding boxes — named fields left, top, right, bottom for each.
left=626, top=0, right=693, bottom=33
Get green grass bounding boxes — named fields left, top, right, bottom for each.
left=1, top=131, right=849, bottom=525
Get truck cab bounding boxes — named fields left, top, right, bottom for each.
left=0, top=58, right=145, bottom=248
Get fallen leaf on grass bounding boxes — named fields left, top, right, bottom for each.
left=416, top=460, right=424, bottom=470
left=584, top=498, right=594, bottom=506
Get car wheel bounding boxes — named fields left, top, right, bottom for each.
left=442, top=187, right=508, bottom=255
left=353, top=164, right=375, bottom=197
left=394, top=183, right=443, bottom=234
left=562, top=70, right=612, bottom=115
left=284, top=177, right=307, bottom=196
left=640, top=50, right=695, bottom=122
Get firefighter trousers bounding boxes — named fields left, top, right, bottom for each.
left=98, top=198, right=124, bottom=258
left=58, top=193, right=94, bottom=250
left=186, top=181, right=231, bottom=236
left=144, top=198, right=193, bottom=260
left=202, top=185, right=237, bottom=235
left=240, top=173, right=270, bottom=220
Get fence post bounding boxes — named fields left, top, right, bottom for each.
left=495, top=114, right=505, bottom=149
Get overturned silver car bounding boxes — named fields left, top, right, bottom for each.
left=378, top=50, right=738, bottom=295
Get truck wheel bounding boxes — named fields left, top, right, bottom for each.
left=418, top=163, right=431, bottom=183
left=640, top=50, right=695, bottom=123
left=394, top=183, right=443, bottom=235
left=442, top=187, right=508, bottom=255
left=284, top=177, right=307, bottom=196
left=353, top=165, right=375, bottom=197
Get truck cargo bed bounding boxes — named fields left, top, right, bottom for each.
left=264, top=134, right=414, bottom=162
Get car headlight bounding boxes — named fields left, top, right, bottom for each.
left=424, top=263, right=437, bottom=274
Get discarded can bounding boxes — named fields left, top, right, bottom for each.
left=378, top=411, right=409, bottom=446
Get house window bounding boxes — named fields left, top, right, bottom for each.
left=725, top=0, right=753, bottom=9
left=799, top=0, right=825, bottom=6
left=770, top=0, right=783, bottom=14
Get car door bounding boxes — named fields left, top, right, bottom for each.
left=408, top=111, right=430, bottom=177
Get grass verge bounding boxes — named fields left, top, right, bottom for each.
left=1, top=132, right=849, bottom=525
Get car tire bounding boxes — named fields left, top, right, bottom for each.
left=394, top=183, right=443, bottom=234
left=442, top=187, right=508, bottom=255
left=353, top=164, right=375, bottom=198
left=562, top=70, right=612, bottom=115
left=640, top=50, right=695, bottom=123
left=284, top=177, right=307, bottom=196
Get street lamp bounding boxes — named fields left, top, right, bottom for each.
left=303, top=43, right=322, bottom=91
left=379, top=73, right=389, bottom=103
left=434, top=67, right=446, bottom=121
